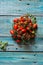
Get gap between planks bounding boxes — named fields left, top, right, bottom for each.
left=0, top=51, right=43, bottom=53
left=0, top=35, right=43, bottom=38
left=0, top=14, right=43, bottom=17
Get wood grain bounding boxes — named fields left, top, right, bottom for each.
left=0, top=0, right=43, bottom=15
left=0, top=0, right=43, bottom=65
left=0, top=52, right=43, bottom=65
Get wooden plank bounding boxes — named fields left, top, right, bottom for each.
left=0, top=16, right=43, bottom=51
left=0, top=52, right=43, bottom=65
left=0, top=0, right=43, bottom=15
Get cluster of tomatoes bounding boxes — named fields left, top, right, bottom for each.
left=10, top=15, right=37, bottom=43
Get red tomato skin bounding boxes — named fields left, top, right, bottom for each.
left=20, top=16, right=25, bottom=22
left=33, top=24, right=37, bottom=29
left=22, top=29, right=26, bottom=33
left=16, top=40, right=21, bottom=43
left=13, top=35, right=17, bottom=38
left=19, top=27, right=23, bottom=30
left=13, top=18, right=18, bottom=22
left=29, top=22, right=33, bottom=26
left=26, top=27, right=30, bottom=31
left=10, top=30, right=14, bottom=35
left=13, top=24, right=18, bottom=30
left=27, top=18, right=31, bottom=23
left=17, top=35, right=21, bottom=39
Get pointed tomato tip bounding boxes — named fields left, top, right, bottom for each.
left=10, top=30, right=14, bottom=35
left=13, top=18, right=18, bottom=22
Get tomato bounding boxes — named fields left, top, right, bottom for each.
left=19, top=26, right=23, bottom=30
left=20, top=16, right=25, bottom=22
left=13, top=24, right=18, bottom=30
left=33, top=24, right=37, bottom=29
left=17, top=35, right=21, bottom=39
left=13, top=18, right=18, bottom=22
left=20, top=21, right=24, bottom=24
left=17, top=29, right=20, bottom=32
left=27, top=18, right=31, bottom=23
left=26, top=27, right=30, bottom=30
left=30, top=30, right=32, bottom=33
left=13, top=35, right=17, bottom=38
left=29, top=22, right=33, bottom=26
left=16, top=40, right=21, bottom=43
left=22, top=29, right=26, bottom=33
left=24, top=21, right=28, bottom=25
left=10, top=30, right=14, bottom=35
left=18, top=31, right=22, bottom=35
left=20, top=16, right=23, bottom=19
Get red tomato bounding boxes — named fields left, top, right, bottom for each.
left=29, top=22, right=32, bottom=26
left=20, top=16, right=23, bottom=19
left=13, top=24, right=18, bottom=30
left=16, top=40, right=21, bottom=43
left=20, top=16, right=25, bottom=22
left=13, top=35, right=17, bottom=38
left=27, top=18, right=31, bottom=23
left=20, top=21, right=24, bottom=24
left=29, top=30, right=32, bottom=33
left=17, top=35, right=21, bottom=39
left=26, top=27, right=30, bottom=30
left=33, top=24, right=37, bottom=29
left=17, top=29, right=20, bottom=32
left=13, top=18, right=18, bottom=22
left=19, top=26, right=23, bottom=30
left=18, top=31, right=22, bottom=35
left=10, top=30, right=14, bottom=35
left=22, top=29, right=26, bottom=33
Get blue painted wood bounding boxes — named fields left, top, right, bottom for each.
left=0, top=0, right=43, bottom=65
left=0, top=52, right=43, bottom=65
left=0, top=0, right=43, bottom=15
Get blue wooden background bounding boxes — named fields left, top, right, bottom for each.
left=0, top=0, right=43, bottom=65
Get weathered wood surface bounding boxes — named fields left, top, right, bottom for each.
left=0, top=0, right=43, bottom=65
left=0, top=0, right=43, bottom=15
left=0, top=52, right=43, bottom=65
